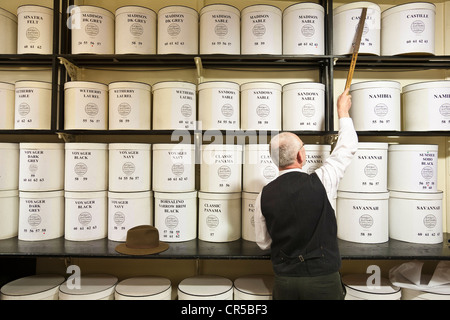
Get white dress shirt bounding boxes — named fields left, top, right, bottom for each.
left=254, top=117, right=358, bottom=250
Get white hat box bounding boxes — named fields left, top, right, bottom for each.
left=0, top=143, right=19, bottom=190
left=178, top=275, right=233, bottom=300
left=0, top=82, right=15, bottom=129
left=0, top=8, right=17, bottom=54
left=59, top=274, right=118, bottom=300
left=241, top=191, right=258, bottom=242
left=17, top=5, right=53, bottom=54
left=0, top=190, right=19, bottom=240
left=343, top=274, right=401, bottom=300
left=243, top=144, right=277, bottom=193
left=233, top=275, right=274, bottom=300
left=14, top=81, right=52, bottom=130
left=0, top=274, right=65, bottom=300
left=115, top=276, right=172, bottom=300
left=303, top=144, right=331, bottom=174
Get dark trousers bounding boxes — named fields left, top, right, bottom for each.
left=273, top=271, right=346, bottom=300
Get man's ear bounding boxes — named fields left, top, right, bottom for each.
left=296, top=150, right=303, bottom=166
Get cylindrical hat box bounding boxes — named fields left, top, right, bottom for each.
left=18, top=190, right=64, bottom=241
left=152, top=144, right=195, bottom=192
left=108, top=81, right=151, bottom=130
left=152, top=81, right=196, bottom=130
left=70, top=6, right=114, bottom=54
left=19, top=143, right=64, bottom=192
left=198, top=81, right=240, bottom=130
left=17, top=5, right=53, bottom=54
left=242, top=191, right=258, bottom=242
left=234, top=275, right=274, bottom=300
left=282, top=82, right=325, bottom=131
left=198, top=192, right=241, bottom=242
left=157, top=6, right=198, bottom=54
left=115, top=276, right=172, bottom=300
left=108, top=143, right=151, bottom=192
left=0, top=274, right=65, bottom=300
left=0, top=82, right=15, bottom=129
left=115, top=6, right=157, bottom=54
left=337, top=191, right=389, bottom=243
left=64, top=81, right=108, bottom=130
left=349, top=81, right=401, bottom=131
left=389, top=191, right=443, bottom=244
left=401, top=287, right=450, bottom=300
left=241, top=5, right=282, bottom=55
left=402, top=81, right=450, bottom=131
left=342, top=274, right=401, bottom=300
left=14, top=81, right=52, bottom=130
left=388, top=144, right=438, bottom=192
left=0, top=143, right=19, bottom=190
left=241, top=82, right=282, bottom=131
left=178, top=275, right=233, bottom=300
left=282, top=3, right=325, bottom=55
left=381, top=2, right=436, bottom=56
left=64, top=191, right=107, bottom=241
left=338, top=142, right=388, bottom=192
left=0, top=8, right=17, bottom=54
left=333, top=2, right=381, bottom=55
left=59, top=274, right=118, bottom=300
left=0, top=190, right=19, bottom=240
left=108, top=191, right=153, bottom=242
left=303, top=144, right=331, bottom=174
left=154, top=191, right=197, bottom=242
left=200, top=144, right=242, bottom=193
left=64, top=143, right=108, bottom=192
left=200, top=4, right=240, bottom=54
left=243, top=144, right=277, bottom=193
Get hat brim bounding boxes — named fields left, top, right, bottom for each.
left=115, top=241, right=169, bottom=256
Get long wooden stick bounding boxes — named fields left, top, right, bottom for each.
left=345, top=7, right=368, bottom=90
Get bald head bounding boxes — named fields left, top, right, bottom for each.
left=269, top=132, right=303, bottom=168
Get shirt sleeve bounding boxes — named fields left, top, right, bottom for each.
left=254, top=191, right=272, bottom=250
left=315, top=117, right=358, bottom=203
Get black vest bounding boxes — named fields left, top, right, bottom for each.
left=260, top=171, right=341, bottom=276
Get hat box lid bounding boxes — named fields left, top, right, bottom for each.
left=389, top=190, right=443, bottom=200
left=198, top=81, right=240, bottom=91
left=20, top=142, right=64, bottom=150
left=178, top=275, right=233, bottom=298
left=65, top=142, right=108, bottom=150
left=152, top=143, right=195, bottom=151
left=234, top=275, right=274, bottom=298
left=0, top=142, right=18, bottom=150
left=337, top=191, right=390, bottom=200
left=59, top=274, right=118, bottom=300
left=350, top=80, right=401, bottom=91
left=382, top=2, right=435, bottom=19
left=334, top=1, right=381, bottom=15
left=108, top=143, right=151, bottom=150
left=115, top=276, right=171, bottom=299
left=154, top=191, right=197, bottom=200
left=388, top=144, right=438, bottom=152
left=242, top=191, right=259, bottom=200
left=64, top=81, right=107, bottom=91
left=343, top=274, right=401, bottom=300
left=1, top=274, right=65, bottom=300
left=108, top=191, right=152, bottom=199
left=108, top=81, right=151, bottom=91
left=198, top=191, right=241, bottom=200
left=402, top=80, right=450, bottom=93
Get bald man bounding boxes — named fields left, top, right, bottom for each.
left=254, top=89, right=358, bottom=300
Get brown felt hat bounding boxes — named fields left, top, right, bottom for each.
left=115, top=225, right=169, bottom=256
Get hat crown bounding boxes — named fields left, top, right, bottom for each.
left=126, top=225, right=160, bottom=249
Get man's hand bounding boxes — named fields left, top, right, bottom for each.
left=337, top=88, right=352, bottom=119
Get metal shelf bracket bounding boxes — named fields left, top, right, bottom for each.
left=58, top=57, right=80, bottom=80
left=194, top=56, right=204, bottom=84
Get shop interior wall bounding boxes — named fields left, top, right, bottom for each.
left=0, top=0, right=448, bottom=286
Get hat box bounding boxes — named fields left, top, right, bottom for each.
left=282, top=82, right=325, bottom=131
left=154, top=191, right=197, bottom=242
left=241, top=81, right=282, bottom=131
left=115, top=276, right=172, bottom=300
left=0, top=143, right=19, bottom=190
left=18, top=190, right=64, bottom=241
left=108, top=81, right=151, bottom=130
left=338, top=142, right=388, bottom=192
left=337, top=191, right=389, bottom=244
left=381, top=2, right=436, bottom=56
left=401, top=288, right=450, bottom=300
left=0, top=274, right=65, bottom=300
left=64, top=143, right=108, bottom=192
left=303, top=144, right=331, bottom=174
left=198, top=192, right=241, bottom=242
left=402, top=81, right=450, bottom=131
left=108, top=191, right=153, bottom=242
left=108, top=143, right=151, bottom=192
left=19, top=143, right=64, bottom=192
left=388, top=144, right=438, bottom=192
left=64, top=191, right=107, bottom=241
left=233, top=275, right=274, bottom=300
left=200, top=144, right=242, bottom=193
left=70, top=5, right=114, bottom=54
left=333, top=2, right=381, bottom=56
left=14, top=81, right=52, bottom=130
left=241, top=191, right=258, bottom=242
left=115, top=6, right=157, bottom=54
left=178, top=275, right=233, bottom=300
left=157, top=6, right=198, bottom=54
left=199, top=4, right=240, bottom=54
left=64, top=81, right=108, bottom=130
left=282, top=3, right=325, bottom=55
left=343, top=274, right=401, bottom=300
left=152, top=144, right=195, bottom=192
left=0, top=8, right=17, bottom=54
left=0, top=82, right=15, bottom=129
left=17, top=5, right=53, bottom=54
left=349, top=81, right=401, bottom=131
left=152, top=81, right=196, bottom=130
left=241, top=5, right=282, bottom=55
left=59, top=274, right=118, bottom=300
left=243, top=144, right=277, bottom=193
left=389, top=190, right=443, bottom=244
left=198, top=81, right=240, bottom=130
left=0, top=190, right=19, bottom=240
